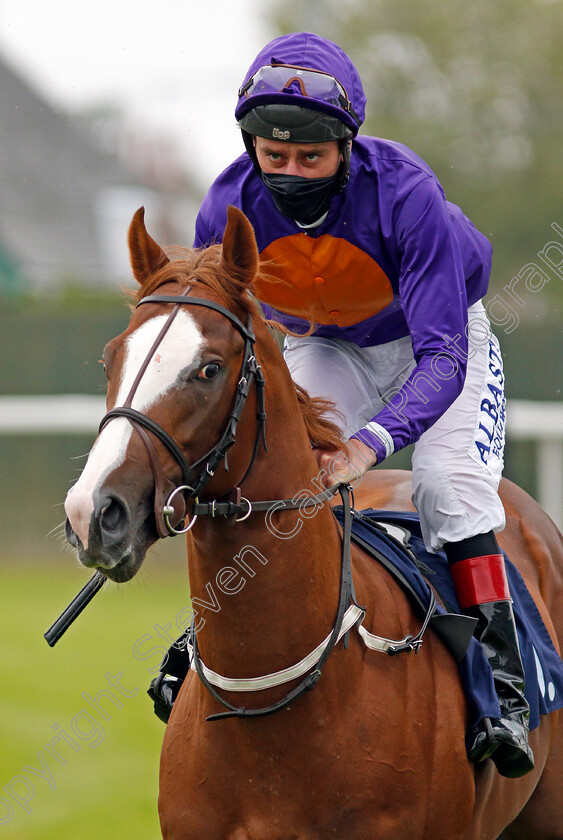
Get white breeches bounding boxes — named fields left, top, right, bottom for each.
left=283, top=301, right=506, bottom=552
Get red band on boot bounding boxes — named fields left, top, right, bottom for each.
left=450, top=554, right=510, bottom=609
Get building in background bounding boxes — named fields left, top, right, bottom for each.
left=0, top=53, right=200, bottom=294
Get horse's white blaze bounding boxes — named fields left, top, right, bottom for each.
left=65, top=311, right=204, bottom=548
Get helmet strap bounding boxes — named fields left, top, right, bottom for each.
left=336, top=138, right=352, bottom=192
left=242, top=130, right=263, bottom=176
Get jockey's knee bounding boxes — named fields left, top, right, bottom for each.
left=411, top=450, right=505, bottom=554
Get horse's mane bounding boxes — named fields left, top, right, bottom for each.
left=293, top=384, right=345, bottom=452
left=133, top=246, right=344, bottom=453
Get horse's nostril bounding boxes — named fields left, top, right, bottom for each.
left=100, top=498, right=120, bottom=531
left=97, top=495, right=130, bottom=546
left=65, top=518, right=79, bottom=547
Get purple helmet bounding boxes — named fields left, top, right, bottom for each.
left=235, top=32, right=366, bottom=143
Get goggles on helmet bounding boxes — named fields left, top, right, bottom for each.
left=238, top=64, right=361, bottom=126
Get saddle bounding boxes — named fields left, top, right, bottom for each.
left=149, top=508, right=563, bottom=732
left=334, top=508, right=563, bottom=733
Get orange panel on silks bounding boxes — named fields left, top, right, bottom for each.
left=255, top=234, right=394, bottom=327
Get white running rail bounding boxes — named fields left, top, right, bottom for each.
left=0, top=396, right=561, bottom=528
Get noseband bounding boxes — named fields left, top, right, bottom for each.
left=99, top=292, right=267, bottom=538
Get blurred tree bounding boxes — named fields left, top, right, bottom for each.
left=269, top=0, right=563, bottom=313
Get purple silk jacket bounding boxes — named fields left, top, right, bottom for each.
left=194, top=34, right=493, bottom=463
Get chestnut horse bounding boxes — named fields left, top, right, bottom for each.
left=64, top=206, right=563, bottom=840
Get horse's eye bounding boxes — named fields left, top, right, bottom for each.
left=198, top=362, right=221, bottom=381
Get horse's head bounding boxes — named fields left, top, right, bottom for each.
left=64, top=205, right=264, bottom=582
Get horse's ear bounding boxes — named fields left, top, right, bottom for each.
left=128, top=207, right=170, bottom=285
left=220, top=206, right=258, bottom=288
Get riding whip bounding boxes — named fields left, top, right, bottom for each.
left=44, top=571, right=106, bottom=646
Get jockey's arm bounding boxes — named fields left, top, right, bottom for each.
left=315, top=180, right=480, bottom=489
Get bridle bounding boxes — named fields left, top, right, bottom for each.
left=99, top=288, right=436, bottom=721
left=99, top=290, right=268, bottom=538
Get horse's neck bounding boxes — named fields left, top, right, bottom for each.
left=187, top=508, right=341, bottom=669
left=186, top=352, right=344, bottom=677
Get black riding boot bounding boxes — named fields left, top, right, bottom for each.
left=446, top=533, right=534, bottom=778
left=147, top=630, right=191, bottom=723
left=465, top=599, right=534, bottom=777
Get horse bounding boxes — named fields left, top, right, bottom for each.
left=64, top=205, right=563, bottom=840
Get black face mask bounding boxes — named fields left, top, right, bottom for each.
left=261, top=171, right=340, bottom=225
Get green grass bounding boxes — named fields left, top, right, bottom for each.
left=0, top=549, right=191, bottom=839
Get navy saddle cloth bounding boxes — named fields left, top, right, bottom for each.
left=332, top=507, right=563, bottom=731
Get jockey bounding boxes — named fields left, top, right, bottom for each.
left=165, top=32, right=534, bottom=777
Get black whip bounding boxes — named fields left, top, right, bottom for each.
left=44, top=571, right=106, bottom=647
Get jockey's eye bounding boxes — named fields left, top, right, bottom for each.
left=197, top=362, right=221, bottom=382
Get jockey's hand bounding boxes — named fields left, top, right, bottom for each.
left=314, top=438, right=377, bottom=489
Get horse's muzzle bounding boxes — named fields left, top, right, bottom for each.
left=65, top=491, right=146, bottom=580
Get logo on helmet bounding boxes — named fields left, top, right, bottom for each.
left=272, top=127, right=291, bottom=140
